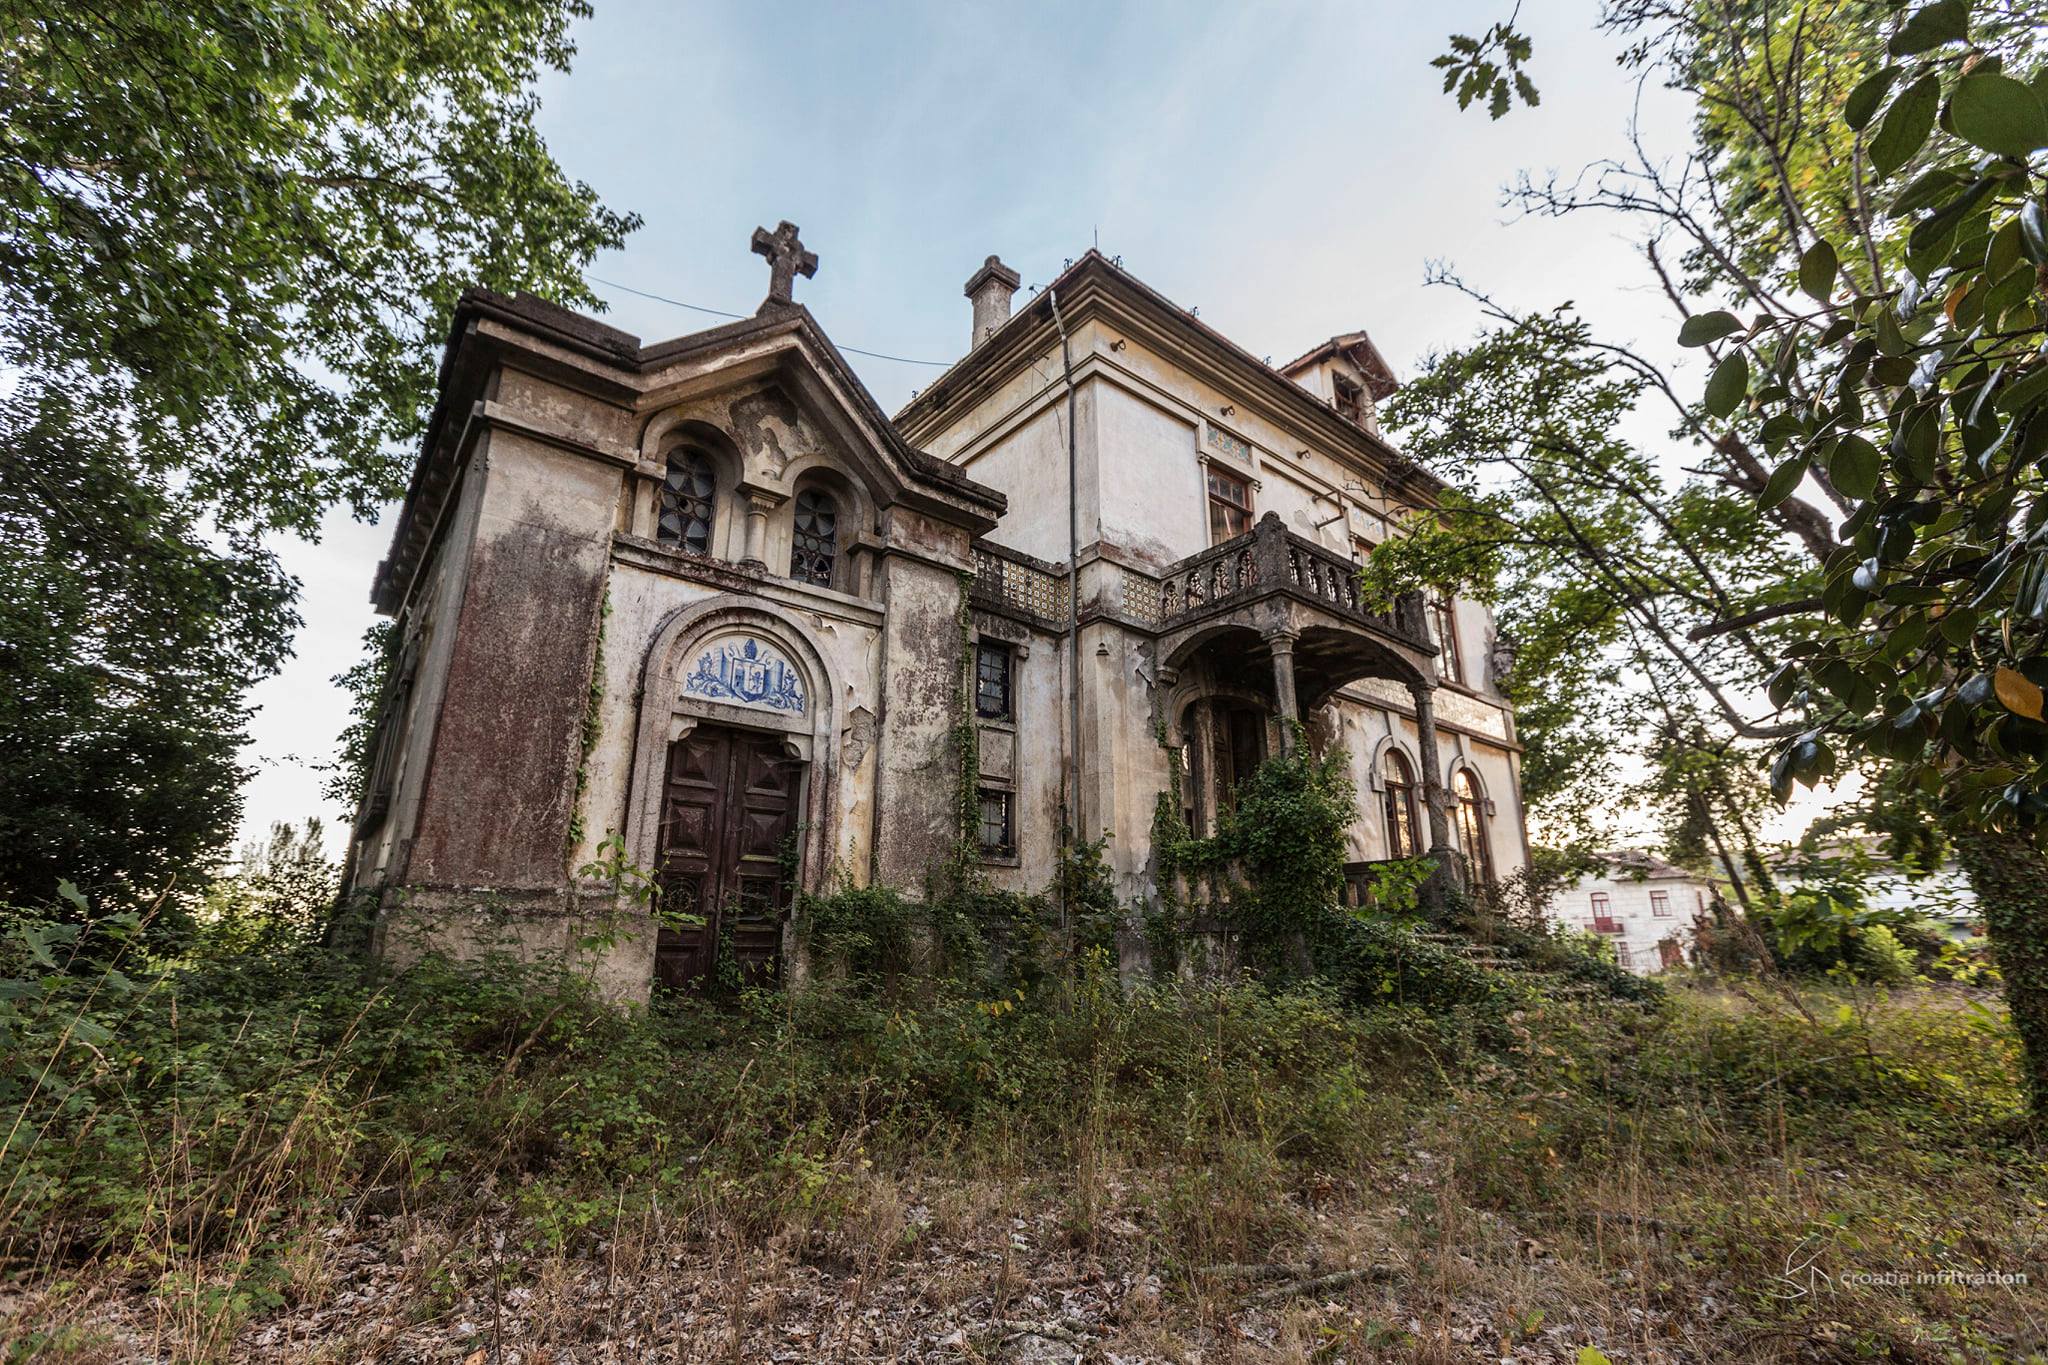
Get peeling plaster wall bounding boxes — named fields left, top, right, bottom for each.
left=1095, top=384, right=1201, bottom=568
left=405, top=429, right=621, bottom=890
left=351, top=460, right=488, bottom=890
left=1075, top=622, right=1170, bottom=903
left=870, top=508, right=976, bottom=889
left=945, top=400, right=1090, bottom=565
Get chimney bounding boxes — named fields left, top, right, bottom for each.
left=964, top=255, right=1022, bottom=350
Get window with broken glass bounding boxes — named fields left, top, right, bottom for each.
left=659, top=449, right=717, bottom=553
left=1206, top=465, right=1251, bottom=544
left=977, top=788, right=1014, bottom=857
left=975, top=640, right=1012, bottom=720
left=790, top=487, right=838, bottom=586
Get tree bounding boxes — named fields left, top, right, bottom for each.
left=200, top=819, right=339, bottom=951
left=0, top=0, right=637, bottom=535
left=1367, top=298, right=1804, bottom=903
left=1418, top=0, right=2048, bottom=1114
left=0, top=0, right=636, bottom=919
left=0, top=388, right=296, bottom=924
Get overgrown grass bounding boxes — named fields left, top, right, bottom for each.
left=2, top=913, right=2042, bottom=1361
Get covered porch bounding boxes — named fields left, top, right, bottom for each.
left=1152, top=512, right=1463, bottom=895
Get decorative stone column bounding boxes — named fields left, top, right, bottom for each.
left=1267, top=629, right=1301, bottom=752
left=740, top=488, right=780, bottom=570
left=1190, top=698, right=1219, bottom=835
left=1408, top=678, right=1464, bottom=900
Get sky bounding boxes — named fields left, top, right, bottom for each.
left=238, top=0, right=1828, bottom=853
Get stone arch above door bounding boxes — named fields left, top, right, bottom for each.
left=626, top=596, right=841, bottom=891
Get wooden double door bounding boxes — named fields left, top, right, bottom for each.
left=654, top=724, right=805, bottom=992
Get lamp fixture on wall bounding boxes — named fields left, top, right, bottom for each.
left=1218, top=404, right=1235, bottom=417
left=1110, top=338, right=1127, bottom=351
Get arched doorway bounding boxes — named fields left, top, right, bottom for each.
left=628, top=601, right=840, bottom=992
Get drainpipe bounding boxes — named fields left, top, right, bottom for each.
left=1048, top=288, right=1080, bottom=938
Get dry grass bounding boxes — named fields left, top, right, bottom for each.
left=3, top=958, right=2044, bottom=1362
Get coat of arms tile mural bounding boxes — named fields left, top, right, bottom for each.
left=682, top=635, right=807, bottom=714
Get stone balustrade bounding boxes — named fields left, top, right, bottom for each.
left=1156, top=512, right=1431, bottom=648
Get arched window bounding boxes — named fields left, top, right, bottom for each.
left=790, top=486, right=838, bottom=587
left=1381, top=748, right=1419, bottom=859
left=1453, top=767, right=1494, bottom=883
left=659, top=448, right=717, bottom=554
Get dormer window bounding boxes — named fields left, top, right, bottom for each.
left=1333, top=372, right=1365, bottom=425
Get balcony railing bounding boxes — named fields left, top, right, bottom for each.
left=1156, top=512, right=1431, bottom=647
left=1593, top=917, right=1623, bottom=935
left=969, top=541, right=1069, bottom=626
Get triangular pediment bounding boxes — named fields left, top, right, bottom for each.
left=372, top=290, right=1000, bottom=612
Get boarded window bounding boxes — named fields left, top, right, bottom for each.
left=1333, top=372, right=1365, bottom=424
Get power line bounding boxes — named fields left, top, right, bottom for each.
left=590, top=276, right=953, bottom=368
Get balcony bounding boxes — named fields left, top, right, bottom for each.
left=1158, top=513, right=1432, bottom=645
left=1153, top=512, right=1437, bottom=702
left=1593, top=917, right=1623, bottom=935
left=968, top=541, right=1069, bottom=628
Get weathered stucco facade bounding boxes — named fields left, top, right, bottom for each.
left=345, top=236, right=1532, bottom=1000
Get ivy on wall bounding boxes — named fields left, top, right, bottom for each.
left=564, top=586, right=610, bottom=867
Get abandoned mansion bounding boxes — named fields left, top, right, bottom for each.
left=344, top=228, right=1532, bottom=998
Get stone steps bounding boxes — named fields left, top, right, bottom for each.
left=1409, top=927, right=1642, bottom=1005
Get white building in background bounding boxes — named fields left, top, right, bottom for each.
left=1554, top=851, right=1718, bottom=975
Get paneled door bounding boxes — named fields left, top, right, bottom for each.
left=653, top=725, right=803, bottom=992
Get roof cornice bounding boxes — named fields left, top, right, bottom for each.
left=895, top=252, right=1441, bottom=503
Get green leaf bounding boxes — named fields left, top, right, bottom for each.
left=1760, top=454, right=1808, bottom=510
left=69, top=1016, right=113, bottom=1048
left=1678, top=311, right=1742, bottom=347
left=1888, top=0, right=1969, bottom=57
left=1798, top=240, right=1839, bottom=301
left=1846, top=66, right=1901, bottom=131
left=1949, top=72, right=2048, bottom=157
left=2022, top=199, right=2048, bottom=264
left=1830, top=434, right=1883, bottom=500
left=1870, top=74, right=1942, bottom=180
left=1705, top=352, right=1749, bottom=418
left=1996, top=363, right=2048, bottom=416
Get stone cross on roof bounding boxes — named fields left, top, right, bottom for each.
left=750, top=220, right=818, bottom=312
